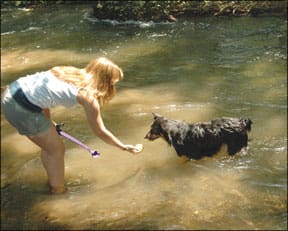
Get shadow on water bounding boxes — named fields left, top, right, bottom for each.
left=1, top=4, right=287, bottom=230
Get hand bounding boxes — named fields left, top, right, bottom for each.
left=123, top=144, right=143, bottom=154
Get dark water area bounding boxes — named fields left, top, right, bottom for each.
left=1, top=5, right=287, bottom=230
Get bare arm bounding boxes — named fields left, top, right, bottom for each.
left=77, top=89, right=142, bottom=154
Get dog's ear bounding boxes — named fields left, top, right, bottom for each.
left=152, top=112, right=162, bottom=120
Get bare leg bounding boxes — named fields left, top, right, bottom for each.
left=27, top=125, right=66, bottom=194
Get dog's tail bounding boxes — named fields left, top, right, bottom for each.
left=220, top=117, right=252, bottom=134
left=223, top=118, right=252, bottom=155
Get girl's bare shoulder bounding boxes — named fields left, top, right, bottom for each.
left=77, top=88, right=99, bottom=108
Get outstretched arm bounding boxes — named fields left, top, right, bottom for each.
left=77, top=89, right=142, bottom=154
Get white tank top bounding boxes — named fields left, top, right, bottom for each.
left=16, top=71, right=79, bottom=108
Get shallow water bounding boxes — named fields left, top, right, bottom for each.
left=1, top=5, right=287, bottom=230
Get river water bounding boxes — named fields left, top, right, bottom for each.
left=1, top=5, right=287, bottom=230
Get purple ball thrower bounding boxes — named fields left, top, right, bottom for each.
left=56, top=123, right=100, bottom=158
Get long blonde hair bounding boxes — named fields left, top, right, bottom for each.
left=50, top=57, right=123, bottom=106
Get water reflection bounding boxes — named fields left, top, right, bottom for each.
left=1, top=4, right=287, bottom=230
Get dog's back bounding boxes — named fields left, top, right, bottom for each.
left=168, top=117, right=252, bottom=159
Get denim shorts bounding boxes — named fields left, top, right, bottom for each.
left=1, top=85, right=51, bottom=136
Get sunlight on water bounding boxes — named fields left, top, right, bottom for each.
left=1, top=5, right=286, bottom=230
left=1, top=49, right=92, bottom=76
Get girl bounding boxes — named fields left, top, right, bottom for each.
left=1, top=57, right=143, bottom=194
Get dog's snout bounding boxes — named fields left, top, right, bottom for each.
left=144, top=131, right=151, bottom=139
left=144, top=131, right=160, bottom=141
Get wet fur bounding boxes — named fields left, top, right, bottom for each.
left=145, top=113, right=252, bottom=160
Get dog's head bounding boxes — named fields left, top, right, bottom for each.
left=144, top=113, right=170, bottom=142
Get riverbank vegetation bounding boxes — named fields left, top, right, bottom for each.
left=2, top=1, right=287, bottom=22
left=92, top=1, right=287, bottom=22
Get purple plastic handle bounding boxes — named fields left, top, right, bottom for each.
left=56, top=124, right=100, bottom=158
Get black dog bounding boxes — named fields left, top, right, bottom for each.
left=144, top=113, right=252, bottom=160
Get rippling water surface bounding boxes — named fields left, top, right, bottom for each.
left=1, top=5, right=287, bottom=230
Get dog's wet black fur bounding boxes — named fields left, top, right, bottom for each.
left=145, top=113, right=252, bottom=160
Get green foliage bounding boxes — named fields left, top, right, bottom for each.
left=92, top=0, right=287, bottom=21
left=2, top=0, right=286, bottom=19
left=93, top=1, right=189, bottom=22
